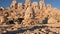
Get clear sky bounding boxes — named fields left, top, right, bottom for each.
left=0, top=0, right=60, bottom=9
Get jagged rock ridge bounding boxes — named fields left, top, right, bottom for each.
left=0, top=0, right=60, bottom=34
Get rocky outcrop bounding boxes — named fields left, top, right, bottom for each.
left=0, top=0, right=60, bottom=34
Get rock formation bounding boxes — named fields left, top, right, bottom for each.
left=10, top=0, right=17, bottom=9
left=0, top=0, right=60, bottom=34
left=23, top=6, right=34, bottom=26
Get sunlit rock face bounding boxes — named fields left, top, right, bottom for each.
left=0, top=0, right=60, bottom=25
left=0, top=0, right=60, bottom=34
left=10, top=0, right=17, bottom=9
left=23, top=6, right=34, bottom=26
left=0, top=0, right=60, bottom=27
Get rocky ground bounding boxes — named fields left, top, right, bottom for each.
left=0, top=23, right=60, bottom=34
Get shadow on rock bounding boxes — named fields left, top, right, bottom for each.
left=4, top=25, right=48, bottom=34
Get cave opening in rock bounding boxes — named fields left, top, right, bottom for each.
left=42, top=17, right=48, bottom=24
left=6, top=20, right=15, bottom=24
left=17, top=18, right=24, bottom=24
left=0, top=8, right=3, bottom=11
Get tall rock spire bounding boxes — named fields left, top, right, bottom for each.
left=47, top=4, right=52, bottom=10
left=10, top=0, right=17, bottom=9
left=40, top=0, right=44, bottom=2
left=17, top=3, right=23, bottom=10
left=23, top=6, right=34, bottom=26
left=25, top=0, right=31, bottom=6
left=47, top=4, right=52, bottom=15
left=25, top=0, right=31, bottom=9
left=39, top=0, right=46, bottom=10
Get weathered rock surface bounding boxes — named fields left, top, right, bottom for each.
left=0, top=0, right=60, bottom=34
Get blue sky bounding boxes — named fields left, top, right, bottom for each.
left=0, top=0, right=60, bottom=9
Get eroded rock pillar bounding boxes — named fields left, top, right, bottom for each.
left=23, top=6, right=34, bottom=26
